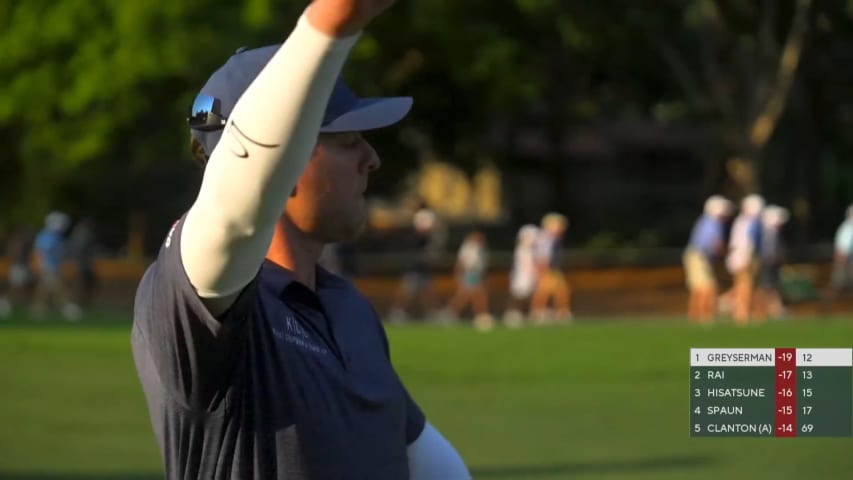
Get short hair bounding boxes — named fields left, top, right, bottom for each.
left=413, top=208, right=436, bottom=230
left=704, top=195, right=732, bottom=217
left=541, top=212, right=568, bottom=231
left=741, top=194, right=765, bottom=216
left=517, top=224, right=539, bottom=244
left=189, top=136, right=208, bottom=167
left=762, top=205, right=790, bottom=226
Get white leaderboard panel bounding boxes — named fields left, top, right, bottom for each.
left=690, top=348, right=852, bottom=367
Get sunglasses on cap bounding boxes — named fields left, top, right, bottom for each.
left=188, top=94, right=227, bottom=131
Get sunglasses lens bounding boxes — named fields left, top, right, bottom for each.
left=188, top=94, right=225, bottom=130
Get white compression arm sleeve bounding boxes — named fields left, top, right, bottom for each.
left=408, top=422, right=471, bottom=480
left=180, top=13, right=358, bottom=302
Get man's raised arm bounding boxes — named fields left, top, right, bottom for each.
left=180, top=0, right=395, bottom=314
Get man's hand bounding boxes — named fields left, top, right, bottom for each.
left=307, top=0, right=395, bottom=37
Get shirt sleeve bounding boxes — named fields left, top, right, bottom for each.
left=711, top=220, right=725, bottom=248
left=133, top=216, right=258, bottom=411
left=407, top=422, right=470, bottom=480
left=181, top=13, right=359, bottom=303
left=404, top=386, right=427, bottom=445
left=695, top=219, right=710, bottom=247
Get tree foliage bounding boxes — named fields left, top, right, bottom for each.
left=1, top=0, right=853, bottom=249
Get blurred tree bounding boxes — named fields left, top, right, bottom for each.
left=1, top=0, right=852, bottom=253
left=640, top=0, right=812, bottom=196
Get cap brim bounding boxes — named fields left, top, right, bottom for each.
left=320, top=97, right=413, bottom=133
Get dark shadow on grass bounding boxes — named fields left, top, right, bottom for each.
left=470, top=455, right=718, bottom=478
left=0, top=473, right=161, bottom=480
left=0, top=456, right=716, bottom=479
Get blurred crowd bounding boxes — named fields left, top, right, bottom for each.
left=0, top=211, right=98, bottom=321
left=344, top=206, right=576, bottom=332
left=683, top=194, right=853, bottom=325
left=6, top=195, right=853, bottom=327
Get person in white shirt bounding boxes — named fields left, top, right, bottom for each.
left=503, top=224, right=539, bottom=328
left=445, top=231, right=493, bottom=331
left=822, top=204, right=853, bottom=313
left=831, top=205, right=853, bottom=291
left=724, top=194, right=764, bottom=324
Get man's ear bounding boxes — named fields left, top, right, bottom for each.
left=190, top=137, right=207, bottom=167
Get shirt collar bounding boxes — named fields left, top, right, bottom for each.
left=261, top=260, right=348, bottom=298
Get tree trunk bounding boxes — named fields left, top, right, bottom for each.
left=737, top=0, right=812, bottom=195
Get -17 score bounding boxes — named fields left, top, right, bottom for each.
left=777, top=370, right=813, bottom=379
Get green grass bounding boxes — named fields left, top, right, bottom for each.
left=1, top=312, right=853, bottom=479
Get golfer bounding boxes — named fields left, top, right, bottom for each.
left=131, top=1, right=469, bottom=478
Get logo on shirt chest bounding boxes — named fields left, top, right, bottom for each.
left=271, top=314, right=329, bottom=356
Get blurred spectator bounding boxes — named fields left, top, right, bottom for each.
left=724, top=194, right=765, bottom=324
left=31, top=211, right=80, bottom=321
left=389, top=207, right=439, bottom=322
left=829, top=205, right=853, bottom=294
left=68, top=217, right=99, bottom=307
left=820, top=204, right=853, bottom=314
left=444, top=231, right=493, bottom=331
left=753, top=205, right=790, bottom=321
left=503, top=224, right=539, bottom=328
left=530, top=212, right=572, bottom=324
left=683, top=195, right=733, bottom=324
left=0, top=225, right=36, bottom=318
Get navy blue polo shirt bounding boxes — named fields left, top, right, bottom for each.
left=131, top=217, right=425, bottom=479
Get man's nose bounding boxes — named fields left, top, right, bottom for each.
left=363, top=141, right=380, bottom=172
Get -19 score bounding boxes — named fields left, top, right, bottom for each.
left=779, top=352, right=814, bottom=362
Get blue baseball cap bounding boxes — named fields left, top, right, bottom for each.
left=189, top=44, right=413, bottom=156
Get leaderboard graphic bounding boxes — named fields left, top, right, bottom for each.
left=690, top=348, right=853, bottom=437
